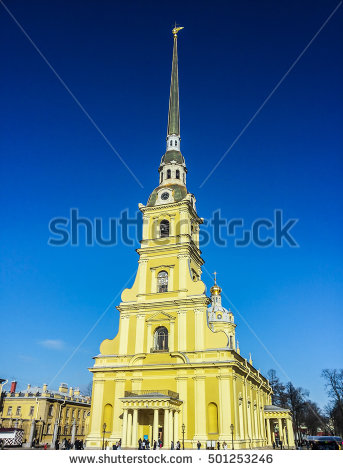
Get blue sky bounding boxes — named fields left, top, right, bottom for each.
left=0, top=0, right=342, bottom=408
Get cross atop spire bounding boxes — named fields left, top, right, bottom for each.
left=213, top=271, right=218, bottom=284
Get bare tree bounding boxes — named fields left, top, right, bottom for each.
left=267, top=369, right=287, bottom=407
left=322, top=369, right=343, bottom=435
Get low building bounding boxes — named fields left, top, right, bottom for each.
left=0, top=381, right=91, bottom=447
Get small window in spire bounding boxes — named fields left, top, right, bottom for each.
left=160, top=172, right=163, bottom=183
left=167, top=169, right=171, bottom=179
left=175, top=140, right=177, bottom=146
left=160, top=219, right=170, bottom=238
left=183, top=173, right=185, bottom=183
left=170, top=141, right=172, bottom=146
left=176, top=169, right=180, bottom=179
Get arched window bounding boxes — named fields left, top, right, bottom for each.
left=207, top=402, right=218, bottom=434
left=167, top=169, right=171, bottom=179
left=48, top=405, right=54, bottom=417
left=175, top=140, right=177, bottom=146
left=160, top=219, right=170, bottom=238
left=103, top=403, right=113, bottom=433
left=176, top=169, right=180, bottom=179
left=154, top=326, right=168, bottom=351
left=157, top=270, right=168, bottom=293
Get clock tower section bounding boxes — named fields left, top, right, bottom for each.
left=99, top=28, right=229, bottom=359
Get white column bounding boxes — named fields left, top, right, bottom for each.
left=194, top=309, right=204, bottom=350
left=178, top=254, right=188, bottom=290
left=278, top=418, right=283, bottom=442
left=163, top=409, right=169, bottom=448
left=50, top=421, right=59, bottom=449
left=174, top=411, right=179, bottom=443
left=142, top=216, right=148, bottom=239
left=286, top=419, right=295, bottom=447
left=169, top=266, right=174, bottom=291
left=28, top=419, right=36, bottom=447
left=138, top=259, right=148, bottom=294
left=150, top=268, right=157, bottom=293
left=169, top=321, right=175, bottom=352
left=131, top=409, right=138, bottom=448
left=111, top=378, right=126, bottom=439
left=119, top=315, right=130, bottom=354
left=153, top=409, right=159, bottom=443
left=233, top=375, right=239, bottom=439
left=71, top=419, right=76, bottom=446
left=218, top=371, right=232, bottom=440
left=193, top=374, right=207, bottom=440
left=87, top=380, right=104, bottom=440
left=177, top=310, right=187, bottom=350
left=126, top=411, right=132, bottom=448
left=147, top=323, right=153, bottom=353
left=266, top=419, right=271, bottom=445
left=122, top=409, right=128, bottom=447
left=169, top=410, right=174, bottom=446
left=135, top=315, right=145, bottom=353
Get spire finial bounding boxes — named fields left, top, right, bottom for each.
left=213, top=271, right=218, bottom=284
left=172, top=25, right=184, bottom=37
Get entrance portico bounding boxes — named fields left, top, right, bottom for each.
left=121, top=390, right=182, bottom=449
left=264, top=405, right=295, bottom=448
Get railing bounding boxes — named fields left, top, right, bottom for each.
left=124, top=390, right=179, bottom=399
left=150, top=348, right=169, bottom=353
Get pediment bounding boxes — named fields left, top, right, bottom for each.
left=146, top=311, right=175, bottom=323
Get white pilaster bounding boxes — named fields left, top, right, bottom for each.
left=131, top=409, right=138, bottom=448
left=164, top=409, right=169, bottom=448
left=153, top=409, right=159, bottom=443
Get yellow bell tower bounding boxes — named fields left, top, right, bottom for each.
left=85, top=27, right=295, bottom=450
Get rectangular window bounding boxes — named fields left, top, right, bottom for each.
left=7, top=406, right=12, bottom=416
left=16, top=406, right=21, bottom=416
left=29, top=406, right=35, bottom=416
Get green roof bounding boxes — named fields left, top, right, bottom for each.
left=161, top=150, right=184, bottom=165
left=147, top=184, right=188, bottom=207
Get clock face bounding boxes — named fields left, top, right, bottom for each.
left=161, top=192, right=170, bottom=201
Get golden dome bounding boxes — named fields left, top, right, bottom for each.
left=210, top=283, right=222, bottom=295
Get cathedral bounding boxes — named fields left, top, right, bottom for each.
left=85, top=27, right=295, bottom=450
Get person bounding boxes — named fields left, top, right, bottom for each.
left=176, top=441, right=181, bottom=450
left=113, top=442, right=117, bottom=450
left=43, top=443, right=48, bottom=450
left=138, top=438, right=142, bottom=450
left=146, top=439, right=150, bottom=449
left=55, top=439, right=59, bottom=450
left=272, top=441, right=275, bottom=449
left=223, top=441, right=227, bottom=450
left=141, top=439, right=146, bottom=450
left=171, top=441, right=174, bottom=450
left=0, top=439, right=4, bottom=450
left=118, top=439, right=121, bottom=450
left=153, top=440, right=157, bottom=450
left=217, top=441, right=220, bottom=450
left=159, top=438, right=163, bottom=448
left=279, top=440, right=283, bottom=450
left=197, top=440, right=201, bottom=450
